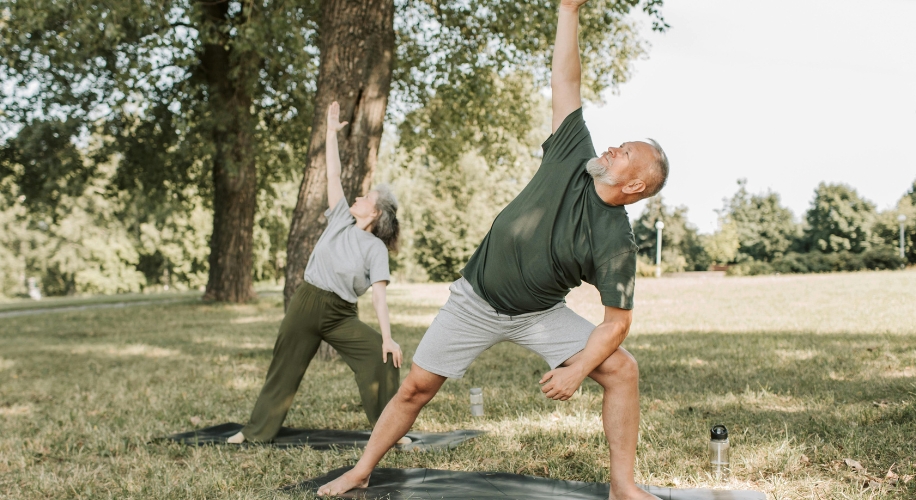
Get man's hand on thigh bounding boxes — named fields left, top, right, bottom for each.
left=539, top=365, right=586, bottom=401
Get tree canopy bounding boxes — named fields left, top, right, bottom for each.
left=803, top=182, right=876, bottom=253
left=633, top=196, right=706, bottom=272
left=720, top=179, right=797, bottom=262
left=1, top=0, right=666, bottom=302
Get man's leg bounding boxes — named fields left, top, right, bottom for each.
left=563, top=348, right=658, bottom=500
left=320, top=276, right=496, bottom=496
left=317, top=364, right=446, bottom=496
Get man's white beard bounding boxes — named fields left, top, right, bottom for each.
left=586, top=157, right=621, bottom=186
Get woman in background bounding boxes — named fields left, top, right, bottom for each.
left=229, top=101, right=401, bottom=443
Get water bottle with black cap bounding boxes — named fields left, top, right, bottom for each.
left=708, top=424, right=730, bottom=480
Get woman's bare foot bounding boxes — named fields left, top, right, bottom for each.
left=317, top=469, right=370, bottom=497
left=227, top=431, right=245, bottom=444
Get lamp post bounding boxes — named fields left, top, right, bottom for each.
left=899, top=214, right=907, bottom=260
left=655, top=220, right=665, bottom=278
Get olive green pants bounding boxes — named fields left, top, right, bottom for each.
left=241, top=282, right=400, bottom=442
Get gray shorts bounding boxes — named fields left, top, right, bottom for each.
left=412, top=277, right=596, bottom=379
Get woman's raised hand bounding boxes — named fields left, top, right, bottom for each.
left=327, top=101, right=349, bottom=133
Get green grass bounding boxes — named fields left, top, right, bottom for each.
left=0, top=285, right=285, bottom=314
left=0, top=290, right=201, bottom=313
left=1, top=272, right=915, bottom=499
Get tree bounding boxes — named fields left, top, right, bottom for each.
left=131, top=191, right=212, bottom=291
left=871, top=180, right=916, bottom=265
left=0, top=158, right=146, bottom=296
left=283, top=0, right=666, bottom=305
left=0, top=0, right=317, bottom=302
left=702, top=219, right=739, bottom=266
left=413, top=135, right=541, bottom=281
left=803, top=183, right=875, bottom=253
left=633, top=196, right=706, bottom=272
left=283, top=0, right=397, bottom=306
left=1, top=0, right=664, bottom=305
left=721, top=179, right=798, bottom=262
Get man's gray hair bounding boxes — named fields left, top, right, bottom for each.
left=642, top=138, right=669, bottom=197
left=371, top=183, right=400, bottom=251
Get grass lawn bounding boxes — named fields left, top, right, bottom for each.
left=1, top=271, right=914, bottom=499
left=0, top=290, right=203, bottom=314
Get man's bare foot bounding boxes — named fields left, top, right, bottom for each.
left=609, top=484, right=661, bottom=500
left=227, top=431, right=245, bottom=444
left=317, top=469, right=370, bottom=497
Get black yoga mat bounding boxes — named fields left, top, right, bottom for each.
left=290, top=466, right=767, bottom=500
left=161, top=423, right=484, bottom=451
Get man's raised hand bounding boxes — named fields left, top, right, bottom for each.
left=560, top=0, right=589, bottom=9
left=327, top=101, right=349, bottom=133
left=551, top=0, right=586, bottom=132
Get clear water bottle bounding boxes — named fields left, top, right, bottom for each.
left=708, top=424, right=730, bottom=480
left=469, top=388, right=484, bottom=417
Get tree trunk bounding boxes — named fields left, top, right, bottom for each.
left=285, top=0, right=395, bottom=358
left=200, top=2, right=259, bottom=303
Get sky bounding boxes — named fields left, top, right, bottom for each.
left=582, top=0, right=916, bottom=233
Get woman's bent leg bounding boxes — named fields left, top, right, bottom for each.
left=241, top=286, right=323, bottom=441
left=324, top=317, right=400, bottom=425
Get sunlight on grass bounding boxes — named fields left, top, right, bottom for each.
left=66, top=343, right=184, bottom=358
left=0, top=404, right=31, bottom=416
left=0, top=270, right=914, bottom=498
left=230, top=315, right=285, bottom=324
left=193, top=336, right=274, bottom=350
left=227, top=375, right=263, bottom=391
left=773, top=349, right=819, bottom=361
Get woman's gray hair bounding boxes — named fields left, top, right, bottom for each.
left=371, top=183, right=400, bottom=251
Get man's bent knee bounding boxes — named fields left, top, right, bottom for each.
left=590, top=348, right=638, bottom=383
left=397, top=364, right=446, bottom=406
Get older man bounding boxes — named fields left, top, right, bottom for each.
left=319, top=0, right=668, bottom=498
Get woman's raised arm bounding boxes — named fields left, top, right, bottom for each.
left=326, top=101, right=348, bottom=210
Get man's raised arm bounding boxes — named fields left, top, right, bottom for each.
left=551, top=0, right=587, bottom=133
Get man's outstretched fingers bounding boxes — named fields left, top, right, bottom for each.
left=560, top=0, right=590, bottom=8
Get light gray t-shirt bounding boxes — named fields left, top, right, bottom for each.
left=303, top=198, right=390, bottom=303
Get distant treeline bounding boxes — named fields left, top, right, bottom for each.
left=3, top=143, right=912, bottom=298
left=632, top=179, right=915, bottom=277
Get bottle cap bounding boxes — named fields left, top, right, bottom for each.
left=470, top=388, right=482, bottom=395
left=710, top=424, right=728, bottom=441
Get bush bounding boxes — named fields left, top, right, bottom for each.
left=769, top=248, right=902, bottom=274
left=775, top=252, right=831, bottom=273
left=726, top=260, right=774, bottom=276
left=771, top=252, right=809, bottom=274
left=636, top=255, right=657, bottom=277
left=861, top=245, right=905, bottom=270
left=804, top=252, right=840, bottom=273
left=835, top=251, right=865, bottom=272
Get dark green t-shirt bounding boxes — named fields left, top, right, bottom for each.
left=461, top=108, right=638, bottom=315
